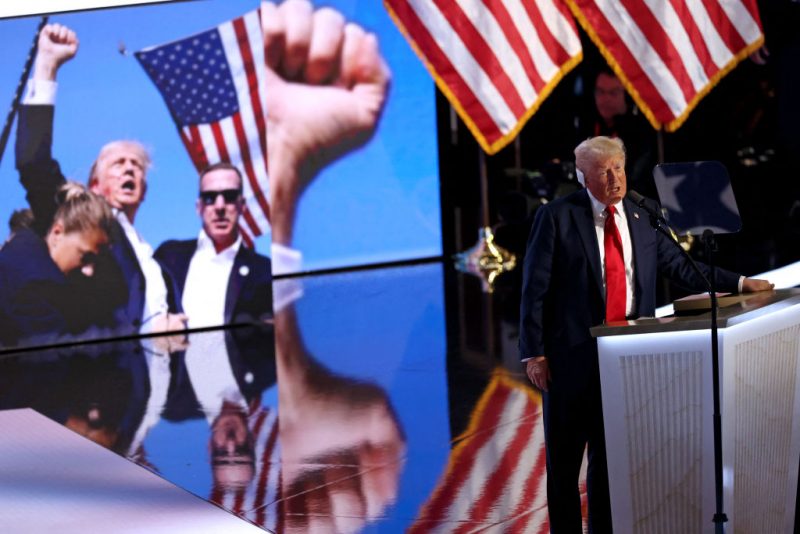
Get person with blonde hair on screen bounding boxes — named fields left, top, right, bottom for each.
left=0, top=182, right=116, bottom=346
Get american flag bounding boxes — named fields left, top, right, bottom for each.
left=384, top=0, right=582, bottom=155
left=210, top=405, right=282, bottom=533
left=408, top=371, right=588, bottom=533
left=135, top=9, right=269, bottom=247
left=566, top=0, right=764, bottom=132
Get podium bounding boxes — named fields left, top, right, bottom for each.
left=591, top=289, right=800, bottom=534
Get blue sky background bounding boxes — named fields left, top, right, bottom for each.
left=0, top=0, right=441, bottom=271
left=147, top=263, right=450, bottom=528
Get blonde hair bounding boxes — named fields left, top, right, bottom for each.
left=53, top=182, right=115, bottom=237
left=574, top=136, right=626, bottom=175
left=88, top=140, right=152, bottom=184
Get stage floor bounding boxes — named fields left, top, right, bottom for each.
left=0, top=261, right=568, bottom=533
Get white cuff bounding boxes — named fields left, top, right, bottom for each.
left=270, top=242, right=302, bottom=275
left=272, top=279, right=304, bottom=313
left=22, top=79, right=57, bottom=105
left=738, top=276, right=744, bottom=294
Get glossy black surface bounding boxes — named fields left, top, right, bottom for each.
left=0, top=261, right=562, bottom=533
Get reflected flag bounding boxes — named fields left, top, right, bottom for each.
left=566, top=0, right=764, bottom=132
left=135, top=9, right=269, bottom=247
left=408, top=371, right=590, bottom=533
left=385, top=0, right=582, bottom=155
left=211, top=405, right=282, bottom=532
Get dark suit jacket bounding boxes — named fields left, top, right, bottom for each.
left=519, top=188, right=740, bottom=391
left=153, top=239, right=272, bottom=325
left=160, top=326, right=277, bottom=422
left=153, top=239, right=274, bottom=423
left=0, top=229, right=125, bottom=347
left=0, top=228, right=73, bottom=346
left=16, top=104, right=145, bottom=333
left=0, top=339, right=152, bottom=455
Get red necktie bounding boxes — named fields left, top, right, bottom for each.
left=604, top=205, right=626, bottom=322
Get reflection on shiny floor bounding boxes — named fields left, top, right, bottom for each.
left=0, top=408, right=264, bottom=534
left=0, top=261, right=578, bottom=533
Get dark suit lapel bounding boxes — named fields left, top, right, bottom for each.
left=111, top=222, right=145, bottom=321
left=175, top=242, right=197, bottom=292
left=624, top=198, right=649, bottom=315
left=571, top=190, right=604, bottom=297
left=225, top=247, right=250, bottom=323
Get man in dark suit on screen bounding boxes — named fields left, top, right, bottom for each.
left=154, top=162, right=272, bottom=328
left=17, top=23, right=185, bottom=337
left=519, top=136, right=772, bottom=533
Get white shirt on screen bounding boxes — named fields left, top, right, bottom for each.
left=184, top=329, right=248, bottom=424
left=115, top=210, right=170, bottom=329
left=182, top=230, right=241, bottom=329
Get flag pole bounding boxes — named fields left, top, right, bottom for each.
left=453, top=146, right=516, bottom=293
left=0, top=16, right=48, bottom=170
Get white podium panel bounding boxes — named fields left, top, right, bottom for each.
left=594, top=291, right=800, bottom=534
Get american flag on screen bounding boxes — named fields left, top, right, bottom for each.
left=210, top=405, right=282, bottom=532
left=566, top=0, right=764, bottom=132
left=408, top=371, right=587, bottom=534
left=384, top=0, right=583, bottom=155
left=135, top=9, right=269, bottom=247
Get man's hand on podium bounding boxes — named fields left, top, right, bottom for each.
left=742, top=278, right=775, bottom=293
left=526, top=356, right=551, bottom=392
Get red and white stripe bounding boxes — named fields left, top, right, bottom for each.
left=178, top=9, right=270, bottom=247
left=385, top=0, right=582, bottom=155
left=211, top=406, right=281, bottom=532
left=409, top=373, right=554, bottom=534
left=567, top=0, right=763, bottom=131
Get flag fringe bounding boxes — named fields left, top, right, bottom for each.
left=385, top=1, right=582, bottom=155
left=665, top=35, right=765, bottom=132
left=565, top=0, right=664, bottom=132
left=408, top=368, right=543, bottom=530
left=565, top=0, right=765, bottom=133
left=497, top=50, right=584, bottom=154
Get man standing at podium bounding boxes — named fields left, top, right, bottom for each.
left=519, top=136, right=772, bottom=533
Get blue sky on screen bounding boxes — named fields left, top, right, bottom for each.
left=0, top=0, right=440, bottom=270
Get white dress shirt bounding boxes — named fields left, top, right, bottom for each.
left=127, top=343, right=172, bottom=455
left=182, top=230, right=241, bottom=329
left=116, top=211, right=170, bottom=329
left=22, top=78, right=57, bottom=105
left=184, top=329, right=248, bottom=424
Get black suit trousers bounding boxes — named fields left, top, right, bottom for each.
left=542, top=356, right=613, bottom=534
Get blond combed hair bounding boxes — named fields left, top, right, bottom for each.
left=53, top=182, right=115, bottom=237
left=574, top=136, right=626, bottom=174
left=88, top=140, right=152, bottom=184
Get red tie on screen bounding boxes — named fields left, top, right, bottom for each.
left=604, top=206, right=626, bottom=322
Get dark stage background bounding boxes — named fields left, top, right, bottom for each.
left=439, top=0, right=800, bottom=300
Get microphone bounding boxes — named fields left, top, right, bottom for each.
left=626, top=190, right=665, bottom=224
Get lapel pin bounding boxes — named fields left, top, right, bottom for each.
left=634, top=212, right=640, bottom=219
left=239, top=265, right=250, bottom=277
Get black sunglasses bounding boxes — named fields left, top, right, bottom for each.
left=199, top=189, right=241, bottom=205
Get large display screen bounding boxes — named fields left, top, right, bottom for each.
left=0, top=0, right=440, bottom=348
